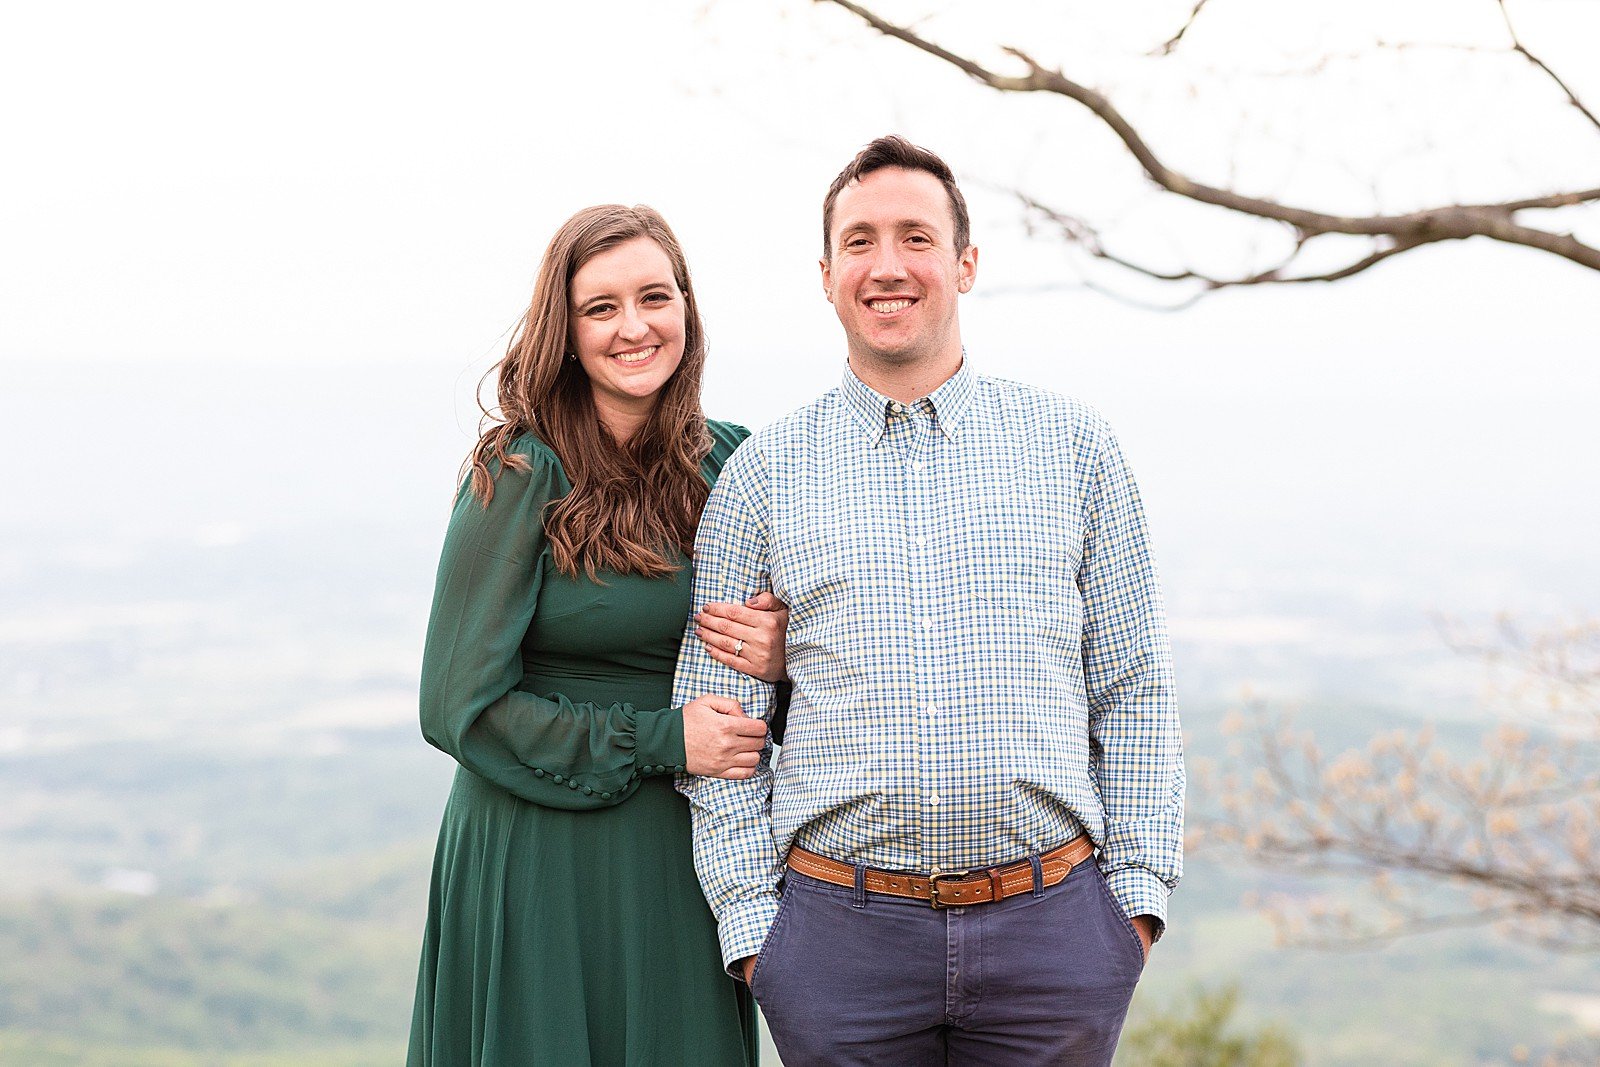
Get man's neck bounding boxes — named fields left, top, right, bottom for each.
left=848, top=345, right=964, bottom=405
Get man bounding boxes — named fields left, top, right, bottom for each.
left=676, top=135, right=1182, bottom=1065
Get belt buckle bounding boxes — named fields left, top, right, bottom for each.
left=928, top=868, right=972, bottom=909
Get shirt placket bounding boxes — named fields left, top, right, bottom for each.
left=877, top=403, right=917, bottom=863
left=900, top=401, right=946, bottom=870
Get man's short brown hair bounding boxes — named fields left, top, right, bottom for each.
left=821, top=135, right=971, bottom=260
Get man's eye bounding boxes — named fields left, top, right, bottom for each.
left=907, top=235, right=930, bottom=245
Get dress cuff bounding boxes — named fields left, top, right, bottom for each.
left=632, top=707, right=687, bottom=776
left=1104, top=866, right=1170, bottom=942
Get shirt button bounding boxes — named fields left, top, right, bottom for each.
left=928, top=794, right=942, bottom=806
left=914, top=536, right=927, bottom=548
left=923, top=704, right=937, bottom=716
left=921, top=618, right=935, bottom=632
left=913, top=461, right=926, bottom=472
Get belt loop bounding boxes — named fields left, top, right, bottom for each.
left=852, top=862, right=867, bottom=909
left=1029, top=854, right=1045, bottom=898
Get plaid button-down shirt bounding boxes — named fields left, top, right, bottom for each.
left=675, top=359, right=1183, bottom=971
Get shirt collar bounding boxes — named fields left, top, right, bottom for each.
left=927, top=356, right=974, bottom=440
left=839, top=354, right=975, bottom=445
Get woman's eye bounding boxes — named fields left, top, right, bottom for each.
left=643, top=292, right=671, bottom=304
left=586, top=303, right=614, bottom=316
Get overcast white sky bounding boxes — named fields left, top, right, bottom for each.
left=4, top=0, right=1598, bottom=626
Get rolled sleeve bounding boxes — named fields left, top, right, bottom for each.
left=1079, top=426, right=1184, bottom=937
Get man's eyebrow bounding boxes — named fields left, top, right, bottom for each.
left=838, top=217, right=937, bottom=234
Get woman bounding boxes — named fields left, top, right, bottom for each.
left=408, top=204, right=786, bottom=1066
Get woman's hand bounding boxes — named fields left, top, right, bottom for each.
left=682, top=695, right=768, bottom=779
left=696, top=591, right=790, bottom=682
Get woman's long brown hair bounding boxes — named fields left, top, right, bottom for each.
left=464, top=204, right=712, bottom=579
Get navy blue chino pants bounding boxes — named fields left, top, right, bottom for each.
left=750, top=857, right=1145, bottom=1065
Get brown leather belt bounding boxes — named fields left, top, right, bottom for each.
left=787, top=837, right=1096, bottom=909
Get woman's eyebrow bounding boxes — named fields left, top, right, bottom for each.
left=575, top=280, right=673, bottom=306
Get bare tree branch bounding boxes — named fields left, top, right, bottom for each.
left=1262, top=902, right=1533, bottom=951
left=1018, top=191, right=1426, bottom=295
left=815, top=0, right=1600, bottom=293
left=1497, top=0, right=1600, bottom=134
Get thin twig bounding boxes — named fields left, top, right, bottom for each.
left=1496, top=0, right=1600, bottom=134
left=1150, top=0, right=1212, bottom=57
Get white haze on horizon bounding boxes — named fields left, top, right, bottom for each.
left=3, top=0, right=1597, bottom=727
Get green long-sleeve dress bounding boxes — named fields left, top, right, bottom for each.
left=407, top=421, right=758, bottom=1067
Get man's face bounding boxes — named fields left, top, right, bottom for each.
left=821, top=166, right=977, bottom=368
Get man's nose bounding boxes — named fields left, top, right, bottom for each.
left=869, top=246, right=908, bottom=281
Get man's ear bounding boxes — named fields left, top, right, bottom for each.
left=820, top=256, right=835, bottom=304
left=957, top=244, right=978, bottom=294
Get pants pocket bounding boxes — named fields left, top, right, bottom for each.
left=1093, top=869, right=1148, bottom=972
left=748, top=880, right=792, bottom=1000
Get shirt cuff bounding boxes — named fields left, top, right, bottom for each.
left=717, top=893, right=781, bottom=979
left=632, top=707, right=687, bottom=775
left=1103, top=866, right=1171, bottom=942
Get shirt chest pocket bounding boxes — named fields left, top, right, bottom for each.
left=956, top=476, right=1084, bottom=649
